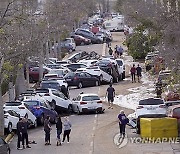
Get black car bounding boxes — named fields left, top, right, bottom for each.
left=75, top=28, right=102, bottom=44
left=0, top=137, right=10, bottom=154
left=94, top=59, right=119, bottom=83
left=64, top=72, right=100, bottom=88
left=65, top=63, right=87, bottom=72
left=40, top=80, right=61, bottom=92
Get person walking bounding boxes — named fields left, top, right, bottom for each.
left=17, top=118, right=23, bottom=150
left=21, top=117, right=31, bottom=149
left=56, top=115, right=62, bottom=146
left=130, top=64, right=136, bottom=83
left=118, top=110, right=129, bottom=137
left=115, top=45, right=120, bottom=58
left=106, top=84, right=115, bottom=109
left=44, top=116, right=52, bottom=145
left=108, top=47, right=113, bottom=55
left=117, top=46, right=124, bottom=57
left=136, top=64, right=142, bottom=82
left=61, top=85, right=69, bottom=99
left=62, top=117, right=72, bottom=143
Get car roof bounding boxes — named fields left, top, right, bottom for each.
left=41, top=80, right=59, bottom=83
left=79, top=93, right=99, bottom=97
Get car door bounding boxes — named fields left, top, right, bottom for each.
left=51, top=89, right=64, bottom=107
left=40, top=101, right=51, bottom=119
left=84, top=72, right=95, bottom=86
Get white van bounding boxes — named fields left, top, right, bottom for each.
left=103, top=16, right=124, bottom=32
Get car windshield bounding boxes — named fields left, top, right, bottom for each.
left=35, top=89, right=49, bottom=93
left=139, top=98, right=164, bottom=105
left=41, top=82, right=59, bottom=89
left=82, top=96, right=100, bottom=101
left=64, top=72, right=75, bottom=78
left=5, top=102, right=22, bottom=106
left=116, top=60, right=123, bottom=66
left=24, top=101, right=39, bottom=106
left=64, top=39, right=71, bottom=43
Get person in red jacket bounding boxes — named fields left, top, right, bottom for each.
left=130, top=64, right=136, bottom=83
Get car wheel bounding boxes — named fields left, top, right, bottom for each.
left=78, top=82, right=83, bottom=89
left=68, top=105, right=73, bottom=114
left=51, top=100, right=56, bottom=110
left=77, top=107, right=81, bottom=115
left=8, top=123, right=13, bottom=133
left=99, top=75, right=103, bottom=82
left=40, top=114, right=44, bottom=125
left=81, top=42, right=85, bottom=46
left=122, top=72, right=125, bottom=79
left=95, top=80, right=99, bottom=86
left=29, top=76, right=33, bottom=83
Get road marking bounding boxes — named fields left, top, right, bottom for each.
left=93, top=126, right=95, bottom=131
left=95, top=114, right=97, bottom=118
left=94, top=119, right=97, bottom=123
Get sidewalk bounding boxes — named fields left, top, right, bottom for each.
left=110, top=32, right=180, bottom=154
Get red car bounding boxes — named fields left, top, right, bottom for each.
left=29, top=67, right=49, bottom=83
left=71, top=35, right=91, bottom=46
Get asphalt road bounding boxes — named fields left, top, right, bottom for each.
left=9, top=41, right=135, bottom=154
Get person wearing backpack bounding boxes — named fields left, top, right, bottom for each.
left=118, top=110, right=129, bottom=137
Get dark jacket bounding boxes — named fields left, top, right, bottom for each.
left=21, top=121, right=28, bottom=134
left=136, top=66, right=142, bottom=75
left=130, top=67, right=136, bottom=74
left=17, top=121, right=23, bottom=134
left=118, top=114, right=129, bottom=125
left=56, top=118, right=62, bottom=131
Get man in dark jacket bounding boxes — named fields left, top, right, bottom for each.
left=118, top=110, right=129, bottom=137
left=56, top=115, right=62, bottom=146
left=17, top=118, right=23, bottom=150
left=44, top=116, right=52, bottom=145
left=21, top=118, right=31, bottom=149
left=136, top=64, right=142, bottom=82
left=106, top=84, right=115, bottom=109
left=61, top=85, right=69, bottom=98
left=130, top=64, right=136, bottom=83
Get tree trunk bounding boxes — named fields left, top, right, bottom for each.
left=39, top=42, right=44, bottom=82
left=15, top=66, right=27, bottom=98
left=26, top=61, right=30, bottom=89
left=46, top=41, right=50, bottom=64
left=0, top=75, right=4, bottom=136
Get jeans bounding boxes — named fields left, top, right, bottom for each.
left=45, top=130, right=50, bottom=143
left=119, top=123, right=126, bottom=136
left=57, top=130, right=62, bottom=140
left=22, top=133, right=28, bottom=146
left=131, top=73, right=136, bottom=82
left=17, top=133, right=22, bottom=148
left=63, top=130, right=71, bottom=142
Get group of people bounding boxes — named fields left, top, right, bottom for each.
left=44, top=115, right=72, bottom=146
left=108, top=45, right=124, bottom=58
left=17, top=115, right=72, bottom=150
left=17, top=118, right=31, bottom=150
left=130, top=64, right=142, bottom=83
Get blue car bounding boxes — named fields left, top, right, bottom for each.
left=23, top=100, right=58, bottom=125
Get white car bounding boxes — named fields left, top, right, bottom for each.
left=78, top=59, right=98, bottom=67
left=76, top=66, right=113, bottom=83
left=63, top=38, right=76, bottom=51
left=46, top=77, right=68, bottom=88
left=3, top=101, right=37, bottom=127
left=136, top=98, right=167, bottom=134
left=72, top=93, right=103, bottom=114
left=48, top=68, right=71, bottom=77
left=35, top=88, right=73, bottom=112
left=4, top=110, right=19, bottom=133
left=115, top=59, right=125, bottom=80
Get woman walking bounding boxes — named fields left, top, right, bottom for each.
left=62, top=117, right=72, bottom=143
left=56, top=115, right=62, bottom=146
left=44, top=116, right=52, bottom=145
left=118, top=110, right=129, bottom=137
